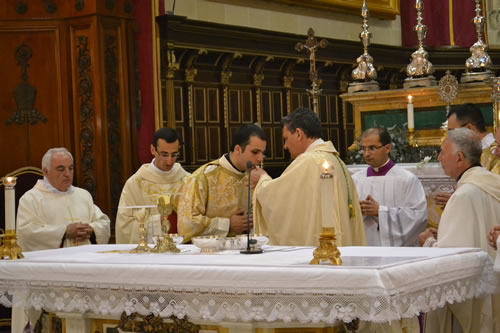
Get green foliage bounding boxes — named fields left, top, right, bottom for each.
left=346, top=124, right=441, bottom=164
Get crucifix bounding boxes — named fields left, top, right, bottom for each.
left=295, top=28, right=328, bottom=114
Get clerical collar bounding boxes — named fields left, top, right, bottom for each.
left=456, top=163, right=482, bottom=182
left=224, top=153, right=245, bottom=173
left=42, top=177, right=74, bottom=194
left=150, top=158, right=175, bottom=175
left=367, top=159, right=395, bottom=177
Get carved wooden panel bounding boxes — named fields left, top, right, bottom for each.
left=192, top=86, right=221, bottom=163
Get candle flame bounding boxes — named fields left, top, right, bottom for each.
left=408, top=95, right=413, bottom=103
left=322, top=161, right=329, bottom=171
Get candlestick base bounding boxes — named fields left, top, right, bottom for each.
left=407, top=128, right=418, bottom=148
left=0, top=230, right=24, bottom=260
left=310, top=227, right=341, bottom=265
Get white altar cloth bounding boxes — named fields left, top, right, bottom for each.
left=0, top=245, right=496, bottom=325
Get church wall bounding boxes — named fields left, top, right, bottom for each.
left=162, top=0, right=402, bottom=47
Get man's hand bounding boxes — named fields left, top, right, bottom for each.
left=65, top=223, right=93, bottom=241
left=246, top=167, right=267, bottom=190
left=487, top=225, right=500, bottom=250
left=418, top=227, right=437, bottom=246
left=434, top=191, right=453, bottom=209
left=360, top=195, right=379, bottom=217
left=229, top=208, right=252, bottom=234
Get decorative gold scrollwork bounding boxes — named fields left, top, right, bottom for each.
left=117, top=312, right=200, bottom=333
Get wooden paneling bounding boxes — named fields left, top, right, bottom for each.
left=0, top=1, right=137, bottom=235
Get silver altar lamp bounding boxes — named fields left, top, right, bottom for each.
left=438, top=71, right=459, bottom=142
left=295, top=28, right=328, bottom=114
left=349, top=0, right=379, bottom=93
left=404, top=0, right=436, bottom=89
left=461, top=0, right=494, bottom=83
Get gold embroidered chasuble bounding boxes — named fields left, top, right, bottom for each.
left=482, top=143, right=500, bottom=175
left=115, top=162, right=189, bottom=244
left=253, top=141, right=366, bottom=247
left=177, top=156, right=249, bottom=243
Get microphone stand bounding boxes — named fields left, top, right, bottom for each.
left=241, top=161, right=262, bottom=254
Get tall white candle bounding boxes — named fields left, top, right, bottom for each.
left=407, top=95, right=414, bottom=129
left=320, top=161, right=335, bottom=228
left=3, top=177, right=16, bottom=231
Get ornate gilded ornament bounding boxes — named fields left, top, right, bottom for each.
left=118, top=312, right=200, bottom=333
left=349, top=0, right=379, bottom=93
left=405, top=0, right=436, bottom=88
left=438, top=71, right=459, bottom=115
left=6, top=43, right=48, bottom=126
left=295, top=28, right=327, bottom=114
left=77, top=36, right=97, bottom=198
left=461, top=0, right=494, bottom=83
left=486, top=77, right=500, bottom=131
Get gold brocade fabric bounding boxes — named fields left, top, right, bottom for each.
left=177, top=157, right=248, bottom=242
left=482, top=143, right=500, bottom=175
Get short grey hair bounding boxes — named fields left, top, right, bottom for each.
left=41, top=148, right=74, bottom=170
left=446, top=128, right=482, bottom=165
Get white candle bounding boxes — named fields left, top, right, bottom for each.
left=407, top=95, right=414, bottom=129
left=3, top=177, right=16, bottom=231
left=320, top=161, right=335, bottom=228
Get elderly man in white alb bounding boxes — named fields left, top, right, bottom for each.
left=115, top=128, right=190, bottom=243
left=14, top=147, right=110, bottom=333
left=419, top=128, right=500, bottom=333
left=16, top=147, right=110, bottom=251
left=352, top=127, right=427, bottom=247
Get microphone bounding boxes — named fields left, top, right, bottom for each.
left=241, top=160, right=261, bottom=254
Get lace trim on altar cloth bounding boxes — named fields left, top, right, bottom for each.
left=0, top=267, right=496, bottom=324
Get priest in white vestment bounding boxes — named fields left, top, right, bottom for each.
left=16, top=148, right=110, bottom=252
left=177, top=124, right=267, bottom=242
left=251, top=108, right=366, bottom=247
left=352, top=128, right=427, bottom=247
left=419, top=128, right=500, bottom=333
left=115, top=128, right=189, bottom=244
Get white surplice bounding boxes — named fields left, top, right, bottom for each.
left=352, top=164, right=428, bottom=246
left=16, top=180, right=110, bottom=252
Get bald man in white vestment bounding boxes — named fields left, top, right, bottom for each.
left=419, top=128, right=500, bottom=333
left=352, top=128, right=427, bottom=247
left=16, top=148, right=110, bottom=251
left=115, top=128, right=189, bottom=244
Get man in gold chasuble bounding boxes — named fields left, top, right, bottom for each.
left=177, top=124, right=266, bottom=242
left=251, top=107, right=366, bottom=247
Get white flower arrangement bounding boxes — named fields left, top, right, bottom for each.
left=416, top=156, right=432, bottom=168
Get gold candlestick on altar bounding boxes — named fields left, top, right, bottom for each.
left=310, top=161, right=342, bottom=265
left=1, top=177, right=23, bottom=260
left=295, top=28, right=327, bottom=114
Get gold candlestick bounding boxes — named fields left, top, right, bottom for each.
left=310, top=162, right=341, bottom=265
left=407, top=128, right=418, bottom=148
left=1, top=230, right=24, bottom=260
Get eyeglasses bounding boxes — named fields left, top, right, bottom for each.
left=359, top=145, right=386, bottom=152
left=155, top=149, right=180, bottom=159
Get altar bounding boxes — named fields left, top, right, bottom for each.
left=0, top=244, right=496, bottom=333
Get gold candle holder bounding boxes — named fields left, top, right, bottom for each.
left=1, top=229, right=24, bottom=260
left=310, top=227, right=341, bottom=265
left=407, top=128, right=418, bottom=148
